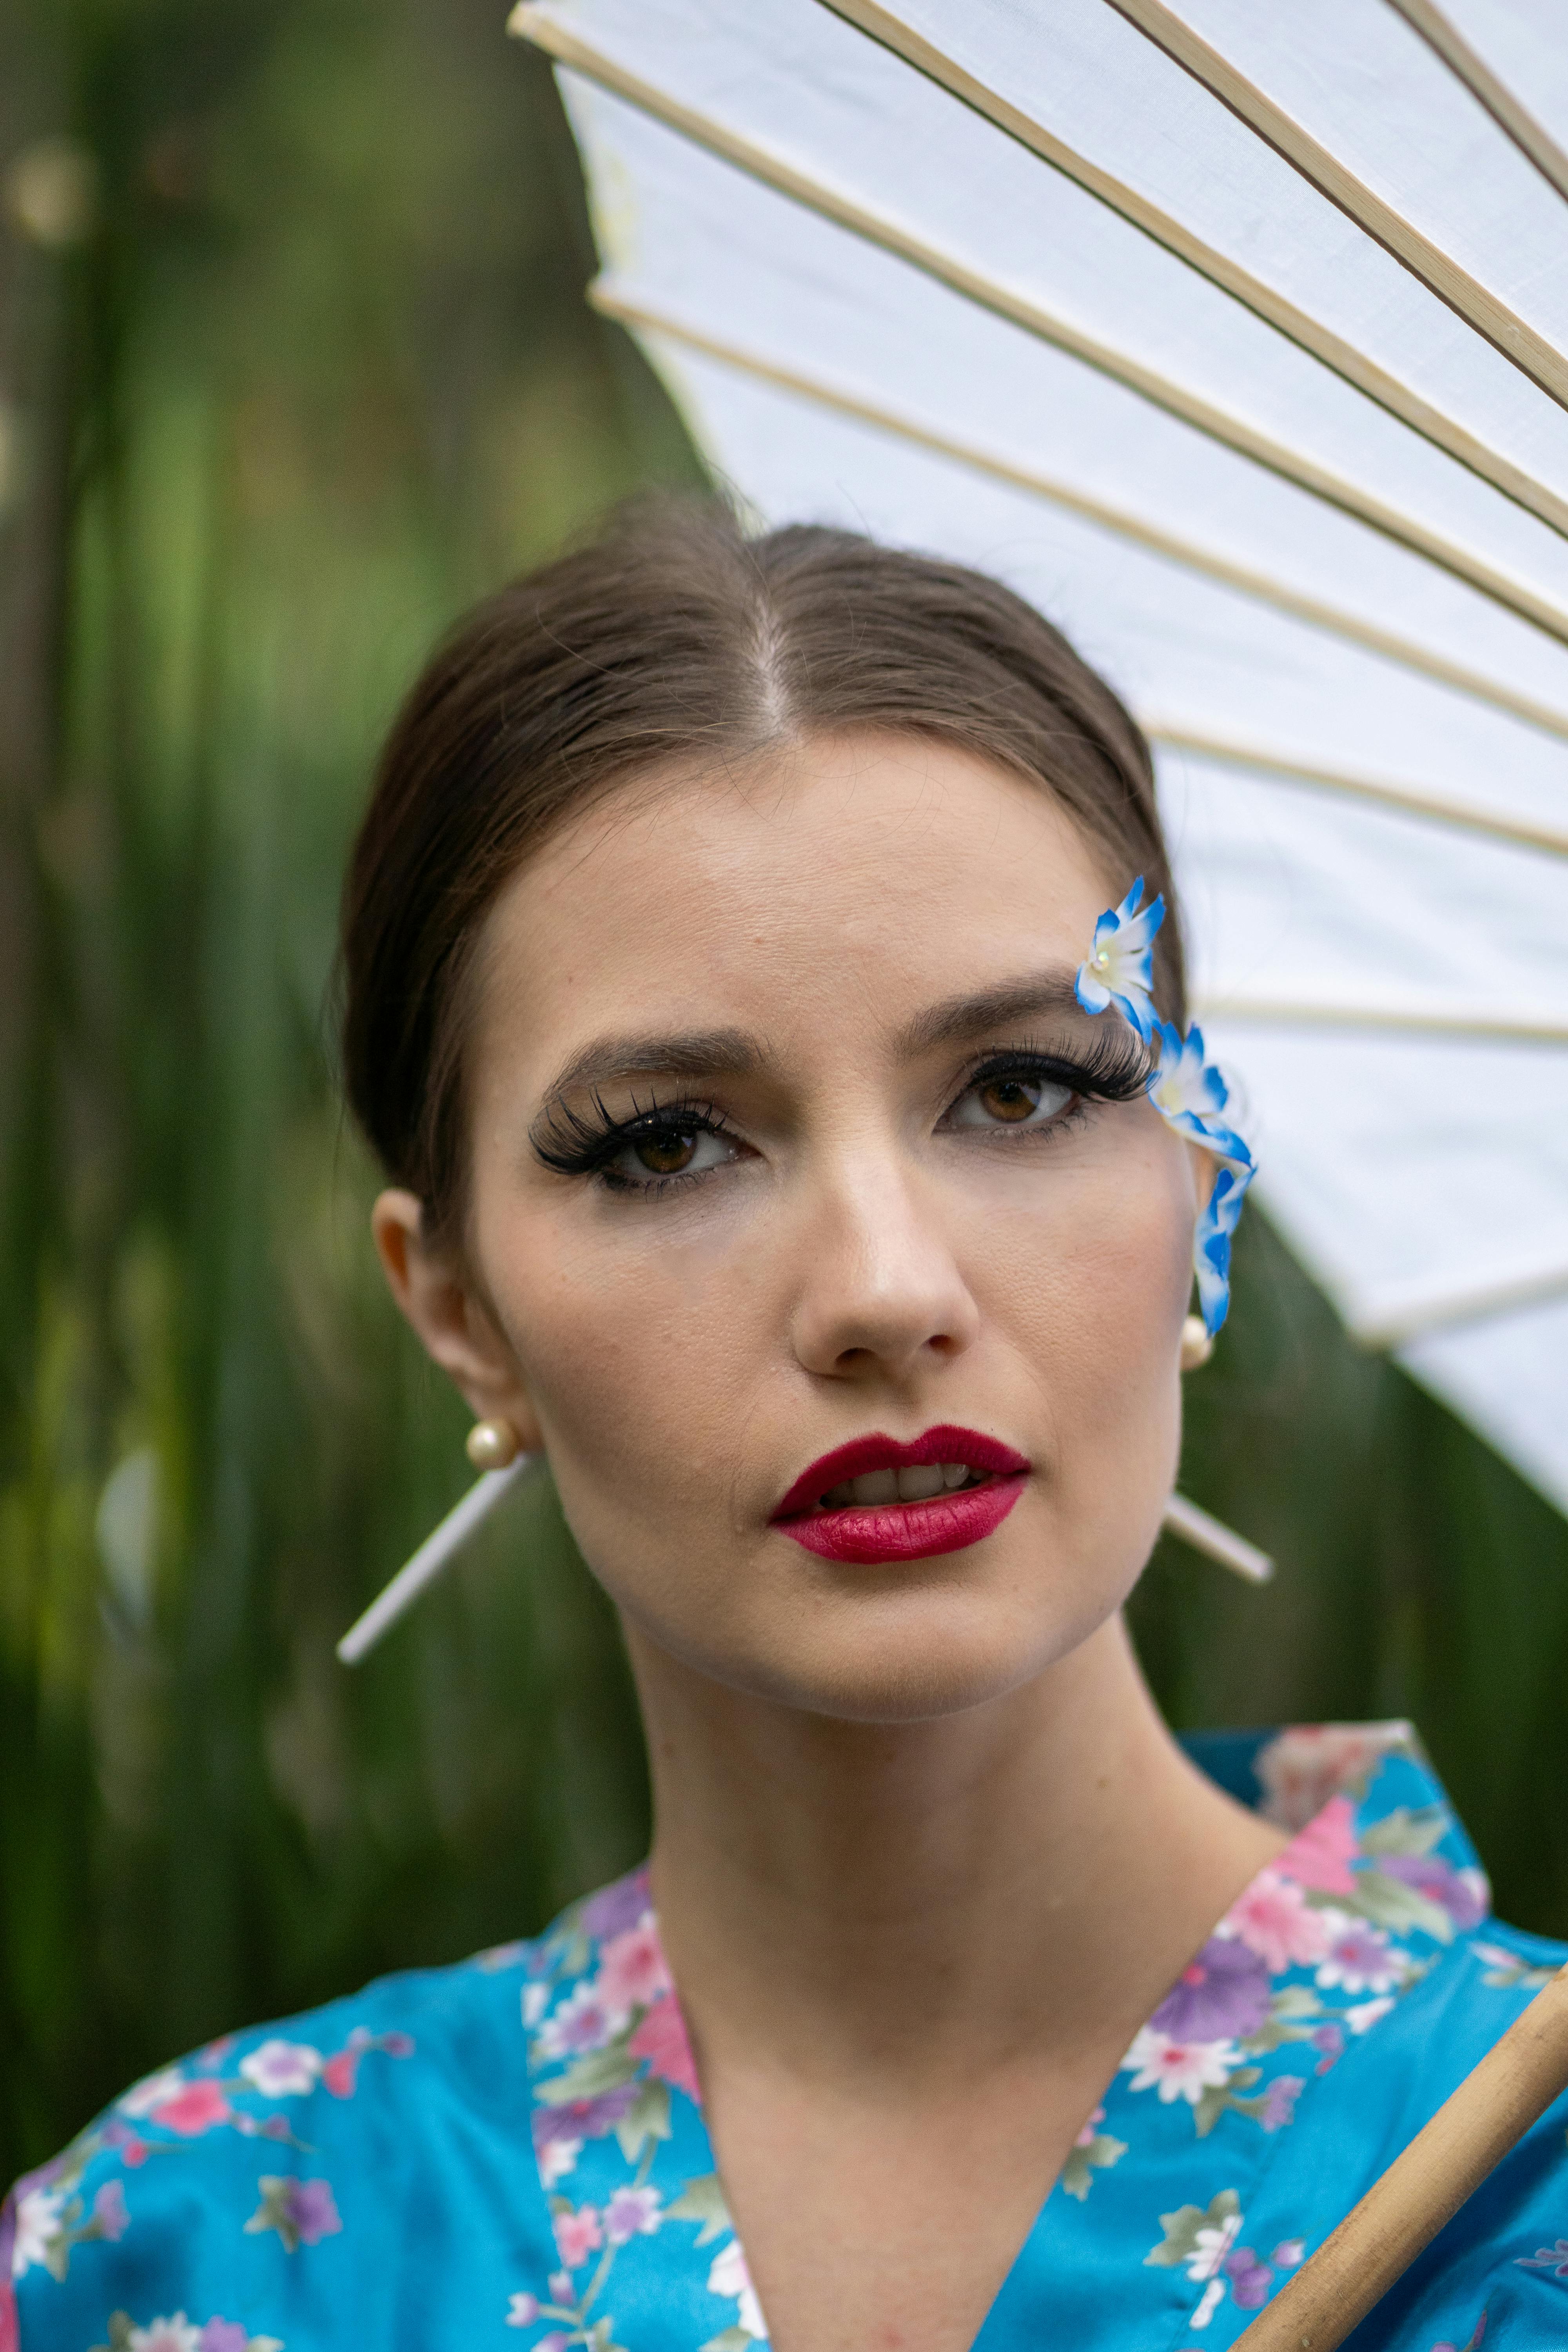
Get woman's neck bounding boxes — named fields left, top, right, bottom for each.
left=626, top=1611, right=1285, bottom=2094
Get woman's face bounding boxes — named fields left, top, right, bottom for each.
left=402, top=731, right=1205, bottom=1723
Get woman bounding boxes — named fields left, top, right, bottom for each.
left=6, top=504, right=1564, bottom=2352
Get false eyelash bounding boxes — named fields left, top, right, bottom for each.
left=953, top=1029, right=1151, bottom=1110
left=530, top=1088, right=732, bottom=1178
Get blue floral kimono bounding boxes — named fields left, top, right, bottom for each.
left=6, top=1722, right=1566, bottom=2352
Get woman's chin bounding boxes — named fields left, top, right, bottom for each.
left=630, top=1579, right=1120, bottom=1727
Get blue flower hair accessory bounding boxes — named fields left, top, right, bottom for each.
left=1074, top=880, right=1256, bottom=1336
left=1073, top=875, right=1165, bottom=1041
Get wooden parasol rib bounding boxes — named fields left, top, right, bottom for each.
left=1232, top=1962, right=1568, bottom=2350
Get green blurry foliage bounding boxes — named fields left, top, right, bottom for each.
left=0, top=0, right=1563, bottom=2190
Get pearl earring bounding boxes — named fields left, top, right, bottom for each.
left=1180, top=1314, right=1214, bottom=1372
left=465, top=1417, right=521, bottom=1470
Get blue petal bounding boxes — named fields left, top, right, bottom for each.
left=1109, top=983, right=1158, bottom=1042
left=1075, top=963, right=1113, bottom=1017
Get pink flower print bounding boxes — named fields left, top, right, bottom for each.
left=120, top=2066, right=185, bottom=2120
left=1222, top=1868, right=1333, bottom=1974
left=1151, top=1938, right=1271, bottom=2041
left=197, top=2036, right=236, bottom=2071
left=1517, top=2239, right=1568, bottom=2276
left=552, top=2203, right=603, bottom=2270
left=121, top=2135, right=150, bottom=2166
left=321, top=2049, right=360, bottom=2099
left=595, top=1917, right=673, bottom=2023
left=199, top=2324, right=249, bottom=2352
left=93, top=2179, right=130, bottom=2240
left=1074, top=2104, right=1106, bottom=2149
left=506, top=2294, right=539, bottom=2328
left=381, top=2031, right=414, bottom=2058
left=708, top=2238, right=768, bottom=2339
left=628, top=1993, right=702, bottom=2102
left=1123, top=2025, right=1240, bottom=2104
left=1317, top=1922, right=1400, bottom=1996
left=1279, top=1795, right=1361, bottom=1895
left=605, top=2186, right=662, bottom=2245
left=151, top=2079, right=233, bottom=2135
left=536, top=1981, right=616, bottom=2060
left=239, top=2038, right=322, bottom=2097
left=1256, top=1726, right=1401, bottom=1832
left=548, top=2272, right=573, bottom=2304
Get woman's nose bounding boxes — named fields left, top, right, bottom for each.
left=788, top=1152, right=981, bottom=1382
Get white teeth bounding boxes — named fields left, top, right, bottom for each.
left=897, top=1465, right=945, bottom=1501
left=818, top=1462, right=978, bottom=1509
left=849, top=1468, right=900, bottom=1505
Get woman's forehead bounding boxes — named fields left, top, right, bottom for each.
left=488, top=732, right=1115, bottom=1037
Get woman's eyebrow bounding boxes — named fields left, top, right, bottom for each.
left=537, top=1028, right=765, bottom=1107
left=894, top=969, right=1091, bottom=1058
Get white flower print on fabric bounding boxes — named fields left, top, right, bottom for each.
left=1146, top=2190, right=1306, bottom=2329
left=238, top=2040, right=323, bottom=2098
left=1123, top=2029, right=1241, bottom=2105
left=708, top=2236, right=769, bottom=2340
left=11, top=2183, right=67, bottom=2277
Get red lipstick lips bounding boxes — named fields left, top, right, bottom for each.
left=773, top=1425, right=1029, bottom=1564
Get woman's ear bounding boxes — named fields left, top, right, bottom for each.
left=371, top=1189, right=544, bottom=1454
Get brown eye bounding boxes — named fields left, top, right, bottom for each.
left=633, top=1130, right=699, bottom=1174
left=978, top=1077, right=1043, bottom=1123
left=949, top=1069, right=1074, bottom=1131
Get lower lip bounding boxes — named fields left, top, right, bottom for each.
left=778, top=1475, right=1027, bottom=1564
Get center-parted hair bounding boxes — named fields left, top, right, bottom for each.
left=341, top=497, right=1185, bottom=1241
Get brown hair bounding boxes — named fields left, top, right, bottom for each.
left=341, top=497, right=1184, bottom=1241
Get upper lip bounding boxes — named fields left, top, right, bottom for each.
left=772, top=1425, right=1030, bottom=1520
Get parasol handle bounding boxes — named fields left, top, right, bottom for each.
left=1232, top=1961, right=1568, bottom=2351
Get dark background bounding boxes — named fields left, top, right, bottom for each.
left=4, top=0, right=1565, bottom=2187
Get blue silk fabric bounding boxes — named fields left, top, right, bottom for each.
left=6, top=1724, right=1566, bottom=2352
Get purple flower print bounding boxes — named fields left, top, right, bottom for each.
left=1151, top=1937, right=1271, bottom=2042
left=200, top=2324, right=249, bottom=2352
left=1517, top=2239, right=1568, bottom=2277
left=243, top=2172, right=342, bottom=2252
left=1380, top=1853, right=1488, bottom=1931
left=93, top=2179, right=129, bottom=2241
left=605, top=2185, right=662, bottom=2244
left=1312, top=2023, right=1345, bottom=2075
left=1318, top=1920, right=1400, bottom=1995
left=581, top=1871, right=651, bottom=1942
left=1258, top=2074, right=1305, bottom=2132
left=532, top=2087, right=636, bottom=2151
left=286, top=2179, right=340, bottom=2245
left=1223, top=2246, right=1275, bottom=2310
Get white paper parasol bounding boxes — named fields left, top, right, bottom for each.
left=505, top=0, right=1568, bottom=1518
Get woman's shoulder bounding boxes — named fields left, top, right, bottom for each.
left=2, top=1918, right=570, bottom=2352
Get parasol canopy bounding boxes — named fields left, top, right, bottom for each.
left=509, top=0, right=1568, bottom=1517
